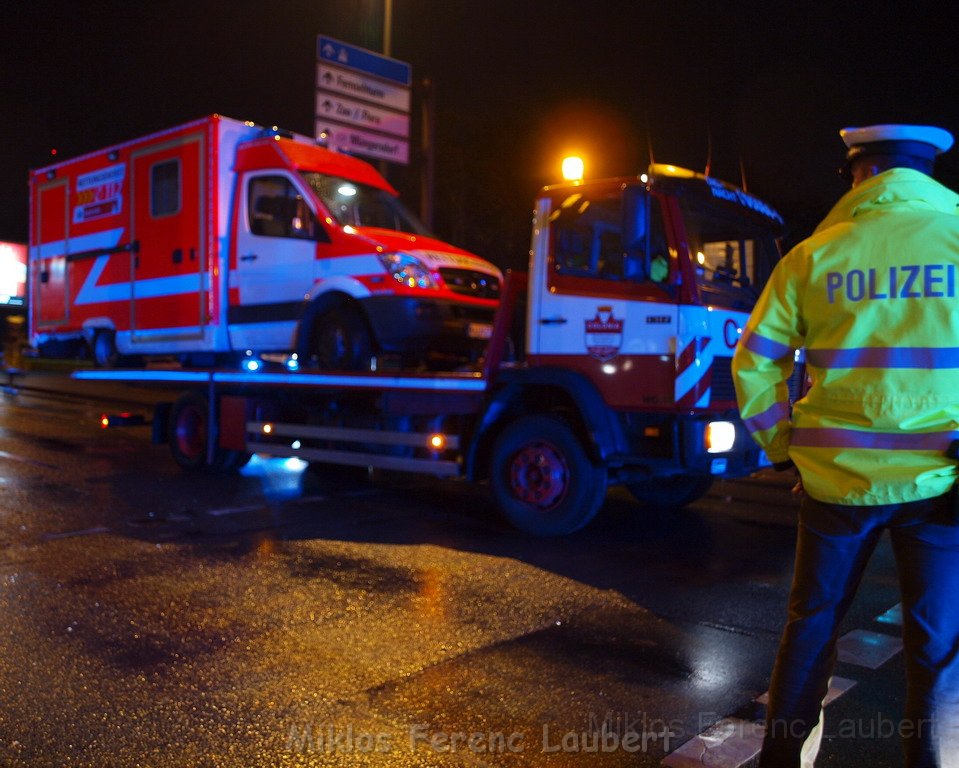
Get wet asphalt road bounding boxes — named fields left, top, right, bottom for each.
left=0, top=371, right=908, bottom=767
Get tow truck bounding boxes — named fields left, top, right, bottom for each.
left=76, top=164, right=789, bottom=535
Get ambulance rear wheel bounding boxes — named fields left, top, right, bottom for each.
left=490, top=415, right=607, bottom=536
left=310, top=304, right=372, bottom=371
left=92, top=329, right=119, bottom=368
left=626, top=474, right=713, bottom=508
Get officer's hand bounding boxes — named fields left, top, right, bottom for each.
left=792, top=477, right=804, bottom=498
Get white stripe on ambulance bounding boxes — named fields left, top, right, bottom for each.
left=31, top=228, right=125, bottom=262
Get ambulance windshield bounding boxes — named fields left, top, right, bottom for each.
left=300, top=172, right=430, bottom=235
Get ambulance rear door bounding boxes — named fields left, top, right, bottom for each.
left=32, top=178, right=71, bottom=329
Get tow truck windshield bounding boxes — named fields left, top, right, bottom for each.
left=300, top=172, right=430, bottom=236
left=674, top=186, right=783, bottom=311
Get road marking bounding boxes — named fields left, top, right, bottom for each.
left=206, top=496, right=329, bottom=517
left=661, top=717, right=764, bottom=768
left=42, top=526, right=111, bottom=541
left=0, top=450, right=57, bottom=469
left=664, top=610, right=904, bottom=765
left=337, top=488, right=383, bottom=497
left=206, top=505, right=267, bottom=517
left=665, top=675, right=861, bottom=767
left=836, top=629, right=903, bottom=669
left=876, top=602, right=903, bottom=626
left=756, top=675, right=857, bottom=707
left=288, top=495, right=330, bottom=505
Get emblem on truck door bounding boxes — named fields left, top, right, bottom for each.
left=585, top=306, right=623, bottom=361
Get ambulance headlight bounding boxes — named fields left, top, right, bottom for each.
left=379, top=252, right=435, bottom=290
left=705, top=421, right=736, bottom=453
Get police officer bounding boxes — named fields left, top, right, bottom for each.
left=733, top=125, right=959, bottom=768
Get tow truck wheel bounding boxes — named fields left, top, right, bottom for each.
left=92, top=329, right=119, bottom=368
left=168, top=392, right=250, bottom=471
left=310, top=303, right=372, bottom=371
left=168, top=392, right=210, bottom=470
left=626, top=475, right=713, bottom=508
left=490, top=415, right=607, bottom=536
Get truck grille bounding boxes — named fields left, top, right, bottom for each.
left=439, top=268, right=500, bottom=300
left=711, top=356, right=736, bottom=402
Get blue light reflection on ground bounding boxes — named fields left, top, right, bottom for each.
left=239, top=454, right=309, bottom=502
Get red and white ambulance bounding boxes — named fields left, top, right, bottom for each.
left=29, top=115, right=501, bottom=367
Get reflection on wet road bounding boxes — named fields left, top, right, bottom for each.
left=0, top=377, right=905, bottom=766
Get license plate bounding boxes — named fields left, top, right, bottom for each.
left=467, top=322, right=494, bottom=340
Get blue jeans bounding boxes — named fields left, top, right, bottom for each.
left=759, top=492, right=959, bottom=768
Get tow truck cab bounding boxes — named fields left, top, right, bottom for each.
left=528, top=164, right=784, bottom=407
left=497, top=164, right=786, bottom=508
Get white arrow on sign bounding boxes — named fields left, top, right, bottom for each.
left=316, top=64, right=411, bottom=113
left=315, top=92, right=409, bottom=138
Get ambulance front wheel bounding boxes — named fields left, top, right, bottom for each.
left=308, top=303, right=373, bottom=371
left=489, top=415, right=608, bottom=536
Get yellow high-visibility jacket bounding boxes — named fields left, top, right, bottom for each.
left=732, top=168, right=959, bottom=505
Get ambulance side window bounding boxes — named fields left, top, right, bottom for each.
left=151, top=160, right=181, bottom=218
left=248, top=175, right=325, bottom=241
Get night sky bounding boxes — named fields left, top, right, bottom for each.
left=4, top=1, right=959, bottom=268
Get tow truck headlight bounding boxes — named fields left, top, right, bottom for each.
left=705, top=421, right=736, bottom=453
left=378, top=252, right=435, bottom=289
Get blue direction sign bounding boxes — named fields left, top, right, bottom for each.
left=317, top=36, right=411, bottom=87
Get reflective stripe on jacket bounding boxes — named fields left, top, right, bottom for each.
left=732, top=168, right=959, bottom=505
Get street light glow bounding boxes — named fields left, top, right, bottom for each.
left=561, top=156, right=585, bottom=182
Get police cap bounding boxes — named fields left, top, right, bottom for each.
left=841, top=124, right=954, bottom=162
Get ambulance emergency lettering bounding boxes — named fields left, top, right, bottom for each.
left=825, top=264, right=957, bottom=303
left=73, top=164, right=125, bottom=224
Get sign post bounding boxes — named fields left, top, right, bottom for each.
left=315, top=36, right=412, bottom=166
